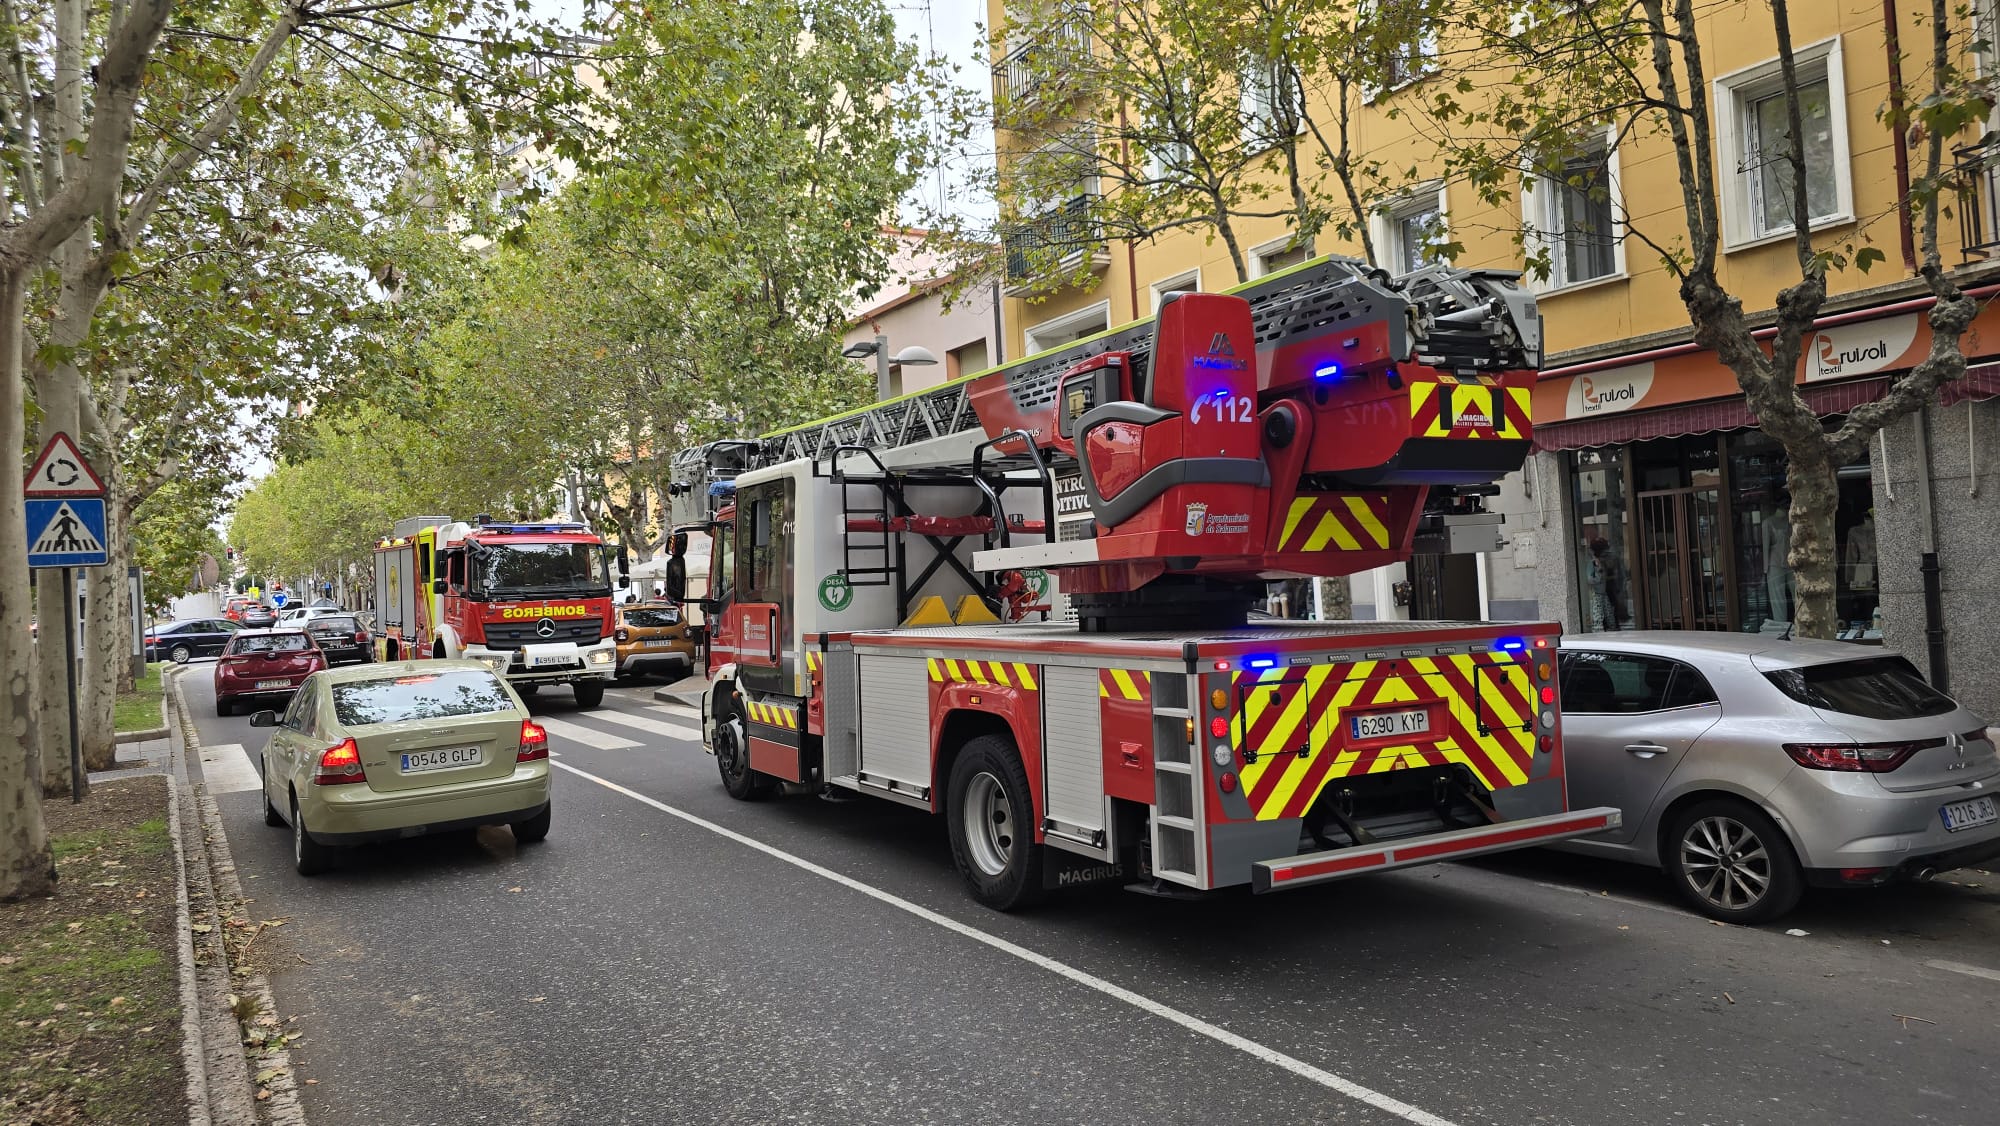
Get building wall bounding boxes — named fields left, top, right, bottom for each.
left=843, top=281, right=1006, bottom=397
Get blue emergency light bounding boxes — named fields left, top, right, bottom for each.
left=1313, top=362, right=1343, bottom=380
left=1494, top=637, right=1526, bottom=652
left=1246, top=656, right=1278, bottom=669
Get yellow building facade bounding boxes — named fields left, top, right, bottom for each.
left=987, top=0, right=2000, bottom=715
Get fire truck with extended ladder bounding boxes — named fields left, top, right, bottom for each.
left=372, top=515, right=622, bottom=709
left=664, top=254, right=1621, bottom=909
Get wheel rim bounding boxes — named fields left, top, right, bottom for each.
left=961, top=771, right=1015, bottom=878
left=171, top=646, right=190, bottom=663
left=1679, top=815, right=1772, bottom=912
left=716, top=717, right=747, bottom=781
left=292, top=806, right=304, bottom=865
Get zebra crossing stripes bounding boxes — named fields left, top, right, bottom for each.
left=590, top=710, right=703, bottom=742
left=534, top=717, right=643, bottom=751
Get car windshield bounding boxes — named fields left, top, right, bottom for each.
left=309, top=616, right=360, bottom=633
left=330, top=670, right=514, bottom=726
left=624, top=607, right=680, bottom=627
left=472, top=542, right=612, bottom=596
left=1763, top=656, right=1956, bottom=720
left=230, top=633, right=311, bottom=655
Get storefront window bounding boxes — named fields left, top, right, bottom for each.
left=1726, top=430, right=1877, bottom=637
left=1569, top=447, right=1634, bottom=631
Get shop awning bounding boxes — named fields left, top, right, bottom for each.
left=1940, top=361, right=2000, bottom=405
left=1532, top=377, right=1892, bottom=451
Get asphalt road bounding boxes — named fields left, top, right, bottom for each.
left=177, top=667, right=2000, bottom=1126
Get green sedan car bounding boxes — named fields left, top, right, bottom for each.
left=250, top=659, right=552, bottom=875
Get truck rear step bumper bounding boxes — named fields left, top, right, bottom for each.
left=1250, top=807, right=1624, bottom=893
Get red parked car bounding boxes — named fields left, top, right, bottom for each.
left=214, top=630, right=327, bottom=717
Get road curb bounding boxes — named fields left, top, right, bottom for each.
left=117, top=725, right=169, bottom=745
left=167, top=670, right=308, bottom=1126
left=163, top=687, right=215, bottom=1126
left=651, top=678, right=705, bottom=711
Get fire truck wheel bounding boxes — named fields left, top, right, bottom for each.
left=946, top=735, right=1046, bottom=911
left=573, top=680, right=605, bottom=709
left=715, top=698, right=775, bottom=801
left=1664, top=798, right=1803, bottom=924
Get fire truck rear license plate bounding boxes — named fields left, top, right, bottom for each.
left=1350, top=709, right=1430, bottom=741
left=401, top=746, right=483, bottom=774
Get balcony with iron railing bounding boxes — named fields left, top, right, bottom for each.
left=995, top=6, right=1093, bottom=107
left=1001, top=193, right=1110, bottom=297
left=1954, top=139, right=2000, bottom=263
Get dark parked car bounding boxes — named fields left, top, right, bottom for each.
left=144, top=618, right=242, bottom=663
left=303, top=614, right=373, bottom=666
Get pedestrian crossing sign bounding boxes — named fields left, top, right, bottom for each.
left=25, top=497, right=108, bottom=568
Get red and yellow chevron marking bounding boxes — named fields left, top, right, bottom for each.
left=927, top=657, right=1040, bottom=691
left=745, top=698, right=800, bottom=729
left=1410, top=377, right=1532, bottom=440
left=805, top=651, right=823, bottom=674
left=1275, top=493, right=1391, bottom=553
left=1098, top=668, right=1152, bottom=700
left=1229, top=653, right=1537, bottom=821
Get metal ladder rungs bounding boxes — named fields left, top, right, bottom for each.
left=1155, top=761, right=1192, bottom=775
left=1154, top=814, right=1196, bottom=830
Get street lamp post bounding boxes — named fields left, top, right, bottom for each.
left=842, top=335, right=939, bottom=399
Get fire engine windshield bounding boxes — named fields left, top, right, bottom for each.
left=471, top=543, right=614, bottom=598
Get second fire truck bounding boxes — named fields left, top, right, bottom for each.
left=372, top=515, right=621, bottom=708
left=667, top=255, right=1620, bottom=908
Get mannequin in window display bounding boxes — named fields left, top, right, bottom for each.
left=1761, top=502, right=1792, bottom=624
left=1845, top=507, right=1876, bottom=590
left=1585, top=537, right=1627, bottom=630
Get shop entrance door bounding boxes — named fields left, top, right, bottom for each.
left=1635, top=487, right=1727, bottom=630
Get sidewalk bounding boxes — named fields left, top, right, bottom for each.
left=651, top=673, right=705, bottom=711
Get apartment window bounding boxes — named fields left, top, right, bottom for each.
left=1713, top=38, right=1852, bottom=247
left=947, top=339, right=990, bottom=380
left=1148, top=269, right=1200, bottom=312
left=1371, top=184, right=1448, bottom=274
left=1240, top=53, right=1298, bottom=145
left=1025, top=301, right=1111, bottom=354
left=1526, top=139, right=1621, bottom=290
left=1249, top=238, right=1313, bottom=279
left=1361, top=0, right=1439, bottom=101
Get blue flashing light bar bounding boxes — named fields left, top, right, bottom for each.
left=1246, top=656, right=1278, bottom=669
left=1494, top=637, right=1526, bottom=651
left=1314, top=362, right=1343, bottom=380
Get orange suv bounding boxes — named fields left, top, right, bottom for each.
left=613, top=603, right=696, bottom=681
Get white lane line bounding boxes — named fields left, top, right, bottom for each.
left=535, top=717, right=641, bottom=751
left=553, top=760, right=1458, bottom=1126
left=1926, top=959, right=2000, bottom=984
left=591, top=710, right=701, bottom=742
left=199, top=742, right=263, bottom=795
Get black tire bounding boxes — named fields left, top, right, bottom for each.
left=573, top=679, right=605, bottom=710
left=292, top=797, right=337, bottom=877
left=516, top=683, right=538, bottom=697
left=513, top=802, right=552, bottom=844
left=945, top=733, right=1046, bottom=911
left=216, top=697, right=234, bottom=718
left=714, top=696, right=776, bottom=801
left=170, top=644, right=193, bottom=664
left=1664, top=798, right=1803, bottom=924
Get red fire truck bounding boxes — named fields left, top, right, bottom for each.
left=372, top=515, right=620, bottom=709
left=666, top=256, right=1619, bottom=908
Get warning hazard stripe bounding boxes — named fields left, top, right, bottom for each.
left=1274, top=494, right=1391, bottom=554
left=1230, top=653, right=1541, bottom=822
left=927, top=658, right=1040, bottom=691
left=1409, top=380, right=1531, bottom=440
left=744, top=699, right=799, bottom=729
left=1097, top=668, right=1152, bottom=700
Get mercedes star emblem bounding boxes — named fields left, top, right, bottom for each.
left=535, top=618, right=558, bottom=638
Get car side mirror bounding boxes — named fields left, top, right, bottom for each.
left=617, top=544, right=631, bottom=581
left=431, top=579, right=448, bottom=594
left=249, top=710, right=279, bottom=728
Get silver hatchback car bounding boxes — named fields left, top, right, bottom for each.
left=1553, top=632, right=2000, bottom=923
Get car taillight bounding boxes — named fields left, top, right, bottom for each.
left=313, top=738, right=367, bottom=785
left=614, top=628, right=629, bottom=642
left=355, top=631, right=368, bottom=644
left=1783, top=741, right=1928, bottom=773
left=517, top=719, right=549, bottom=763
